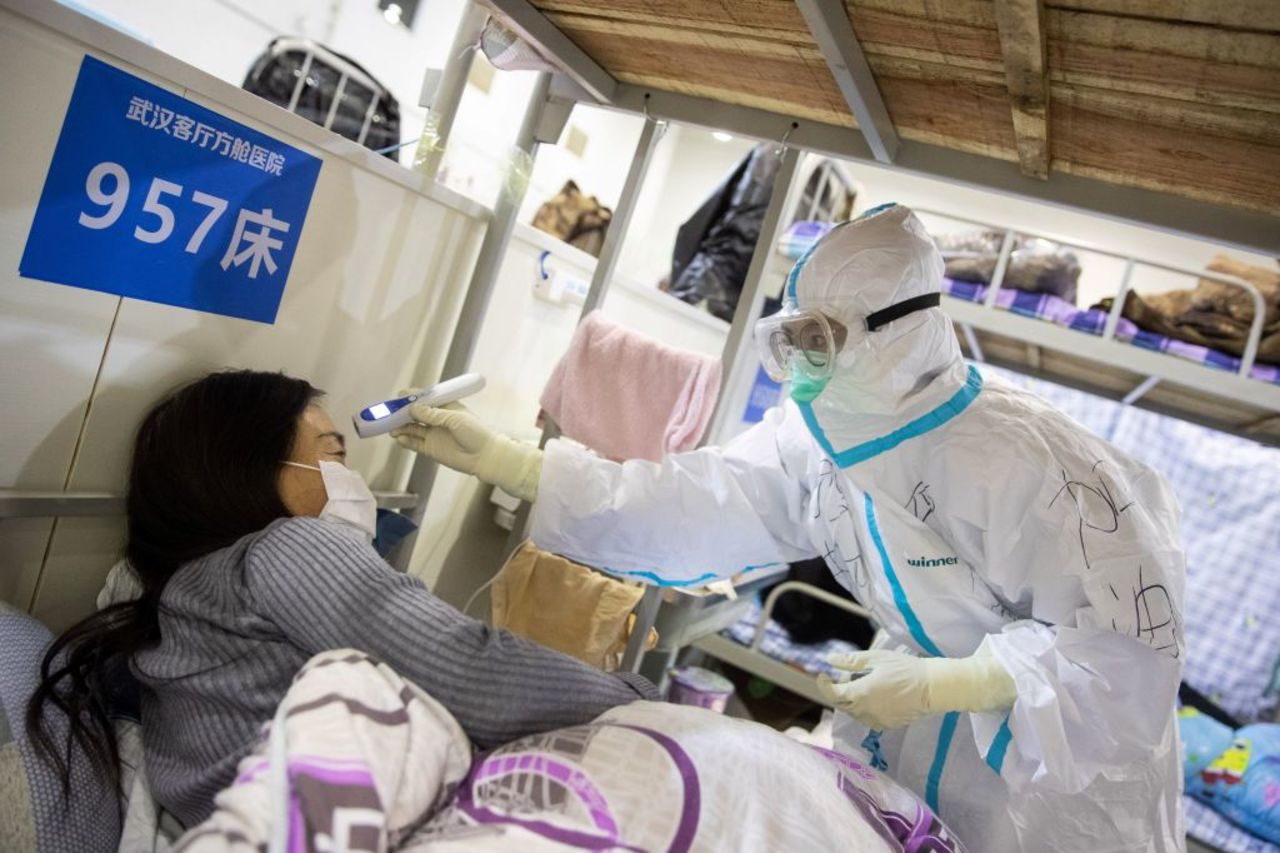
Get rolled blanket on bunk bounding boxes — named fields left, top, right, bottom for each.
left=932, top=229, right=1082, bottom=303
left=531, top=179, right=613, bottom=258
left=540, top=311, right=722, bottom=462
left=1094, top=255, right=1280, bottom=366
left=780, top=224, right=1083, bottom=303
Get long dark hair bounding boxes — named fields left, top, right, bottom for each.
left=26, top=369, right=321, bottom=794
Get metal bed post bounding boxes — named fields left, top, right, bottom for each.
left=623, top=142, right=802, bottom=680
left=1102, top=259, right=1136, bottom=341
left=751, top=581, right=874, bottom=652
left=498, top=113, right=666, bottom=561
left=575, top=113, right=666, bottom=316
left=617, top=581, right=664, bottom=673
left=1122, top=376, right=1161, bottom=406
left=960, top=323, right=985, bottom=362
left=577, top=114, right=665, bottom=316
left=391, top=71, right=554, bottom=571
left=704, top=143, right=803, bottom=445
left=322, top=73, right=349, bottom=132
left=0, top=491, right=419, bottom=518
left=415, top=2, right=486, bottom=180
left=492, top=115, right=668, bottom=674
left=982, top=229, right=1017, bottom=309
left=284, top=51, right=315, bottom=114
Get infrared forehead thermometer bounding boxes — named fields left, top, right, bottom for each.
left=834, top=669, right=874, bottom=683
left=352, top=373, right=486, bottom=439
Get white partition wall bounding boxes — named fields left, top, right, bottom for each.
left=0, top=1, right=487, bottom=629
left=1, top=0, right=764, bottom=630
left=0, top=5, right=186, bottom=617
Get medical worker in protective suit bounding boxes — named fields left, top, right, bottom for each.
left=395, top=204, right=1187, bottom=851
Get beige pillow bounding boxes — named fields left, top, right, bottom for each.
left=491, top=542, right=655, bottom=670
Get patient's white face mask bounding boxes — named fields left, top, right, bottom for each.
left=282, top=460, right=377, bottom=545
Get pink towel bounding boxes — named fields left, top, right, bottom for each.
left=540, top=312, right=723, bottom=462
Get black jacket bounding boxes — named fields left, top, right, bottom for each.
left=668, top=144, right=781, bottom=321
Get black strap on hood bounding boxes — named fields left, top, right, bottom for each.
left=866, top=293, right=941, bottom=332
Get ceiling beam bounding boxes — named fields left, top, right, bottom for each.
left=601, top=85, right=1280, bottom=256
left=994, top=0, right=1050, bottom=179
left=479, top=0, right=618, bottom=103
left=794, top=0, right=900, bottom=163
left=1048, top=0, right=1280, bottom=32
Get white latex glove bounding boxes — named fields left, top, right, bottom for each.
left=815, top=647, right=1017, bottom=730
left=392, top=402, right=543, bottom=503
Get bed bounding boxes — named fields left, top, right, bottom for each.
left=943, top=279, right=1279, bottom=386
left=935, top=236, right=1280, bottom=449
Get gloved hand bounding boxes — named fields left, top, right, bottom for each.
left=815, top=647, right=1017, bottom=730
left=392, top=402, right=543, bottom=503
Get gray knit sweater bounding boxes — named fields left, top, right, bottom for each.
left=132, top=516, right=657, bottom=828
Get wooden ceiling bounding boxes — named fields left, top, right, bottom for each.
left=525, top=0, right=1280, bottom=215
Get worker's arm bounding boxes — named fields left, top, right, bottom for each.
left=246, top=517, right=658, bottom=749
left=530, top=404, right=818, bottom=584
left=396, top=402, right=816, bottom=585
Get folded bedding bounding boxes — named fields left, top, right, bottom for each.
left=1095, top=256, right=1280, bottom=367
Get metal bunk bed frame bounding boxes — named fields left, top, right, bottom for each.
left=690, top=580, right=874, bottom=708
left=924, top=208, right=1275, bottom=401
left=413, top=1, right=1280, bottom=678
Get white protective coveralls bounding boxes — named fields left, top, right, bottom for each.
left=529, top=205, right=1187, bottom=851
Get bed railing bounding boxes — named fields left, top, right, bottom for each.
left=0, top=490, right=418, bottom=518
left=914, top=208, right=1268, bottom=378
left=750, top=580, right=874, bottom=653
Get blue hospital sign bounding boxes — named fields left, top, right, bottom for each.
left=20, top=56, right=321, bottom=324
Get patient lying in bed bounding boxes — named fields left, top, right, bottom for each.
left=174, top=649, right=967, bottom=852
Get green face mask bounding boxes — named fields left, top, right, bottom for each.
left=789, top=367, right=831, bottom=403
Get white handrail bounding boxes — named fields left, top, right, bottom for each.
left=0, top=490, right=418, bottom=518
left=1102, top=259, right=1136, bottom=341
left=271, top=37, right=387, bottom=101
left=750, top=580, right=873, bottom=652
left=1237, top=279, right=1266, bottom=376
left=983, top=229, right=1017, bottom=308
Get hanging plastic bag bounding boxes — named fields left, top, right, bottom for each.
left=501, top=144, right=534, bottom=206
left=480, top=17, right=561, bottom=73
left=411, top=111, right=446, bottom=176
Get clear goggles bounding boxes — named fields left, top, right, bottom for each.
left=753, top=309, right=849, bottom=384
left=753, top=292, right=942, bottom=384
